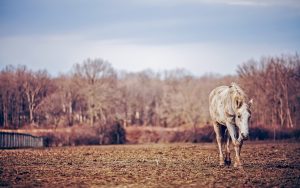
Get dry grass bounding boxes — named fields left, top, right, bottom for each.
left=1, top=142, right=300, bottom=187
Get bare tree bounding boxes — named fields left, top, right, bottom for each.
left=238, top=54, right=300, bottom=130
left=72, top=58, right=117, bottom=126
left=0, top=66, right=16, bottom=128
left=22, top=70, right=53, bottom=125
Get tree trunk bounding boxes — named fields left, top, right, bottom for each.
left=286, top=106, right=293, bottom=128
left=3, top=103, right=8, bottom=128
left=90, top=109, right=94, bottom=126
left=273, top=126, right=276, bottom=141
left=279, top=98, right=284, bottom=127
left=68, top=101, right=73, bottom=126
left=29, top=105, right=34, bottom=124
left=25, top=90, right=36, bottom=124
left=284, top=84, right=294, bottom=128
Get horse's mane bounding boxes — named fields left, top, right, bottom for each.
left=229, top=82, right=248, bottom=110
left=229, top=82, right=246, bottom=99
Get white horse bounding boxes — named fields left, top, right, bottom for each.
left=209, top=82, right=252, bottom=167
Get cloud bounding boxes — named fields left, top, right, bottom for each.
left=130, top=0, right=300, bottom=7
left=222, top=0, right=300, bottom=7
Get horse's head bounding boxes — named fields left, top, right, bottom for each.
left=235, top=99, right=253, bottom=140
left=229, top=83, right=253, bottom=140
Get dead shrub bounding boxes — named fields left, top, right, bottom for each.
left=40, top=121, right=126, bottom=146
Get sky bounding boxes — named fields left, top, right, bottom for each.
left=0, top=0, right=299, bottom=76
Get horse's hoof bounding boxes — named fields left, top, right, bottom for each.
left=234, top=162, right=243, bottom=168
left=224, top=159, right=231, bottom=166
left=219, top=161, right=225, bottom=166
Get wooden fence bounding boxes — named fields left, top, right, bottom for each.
left=0, top=132, right=43, bottom=149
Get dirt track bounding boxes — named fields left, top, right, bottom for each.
left=1, top=142, right=300, bottom=187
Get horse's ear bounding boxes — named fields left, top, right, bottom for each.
left=234, top=97, right=243, bottom=109
left=248, top=99, right=253, bottom=108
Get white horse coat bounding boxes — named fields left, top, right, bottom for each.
left=209, top=82, right=252, bottom=167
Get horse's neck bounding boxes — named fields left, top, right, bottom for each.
left=225, top=91, right=235, bottom=114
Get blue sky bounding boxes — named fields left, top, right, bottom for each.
left=0, top=0, right=299, bottom=76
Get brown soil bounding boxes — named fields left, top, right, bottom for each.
left=1, top=142, right=300, bottom=187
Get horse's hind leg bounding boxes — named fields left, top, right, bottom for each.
left=213, top=122, right=224, bottom=166
left=224, top=129, right=231, bottom=166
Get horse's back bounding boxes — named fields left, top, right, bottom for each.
left=209, top=85, right=230, bottom=122
left=209, top=85, right=228, bottom=107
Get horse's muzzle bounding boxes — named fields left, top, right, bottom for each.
left=241, top=133, right=249, bottom=140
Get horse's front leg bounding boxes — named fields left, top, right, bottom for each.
left=226, top=124, right=242, bottom=167
left=213, top=122, right=224, bottom=166
left=233, top=140, right=243, bottom=168
left=224, top=130, right=231, bottom=165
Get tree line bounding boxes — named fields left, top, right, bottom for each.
left=0, top=54, right=299, bottom=129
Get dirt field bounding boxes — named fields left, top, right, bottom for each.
left=1, top=142, right=300, bottom=187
